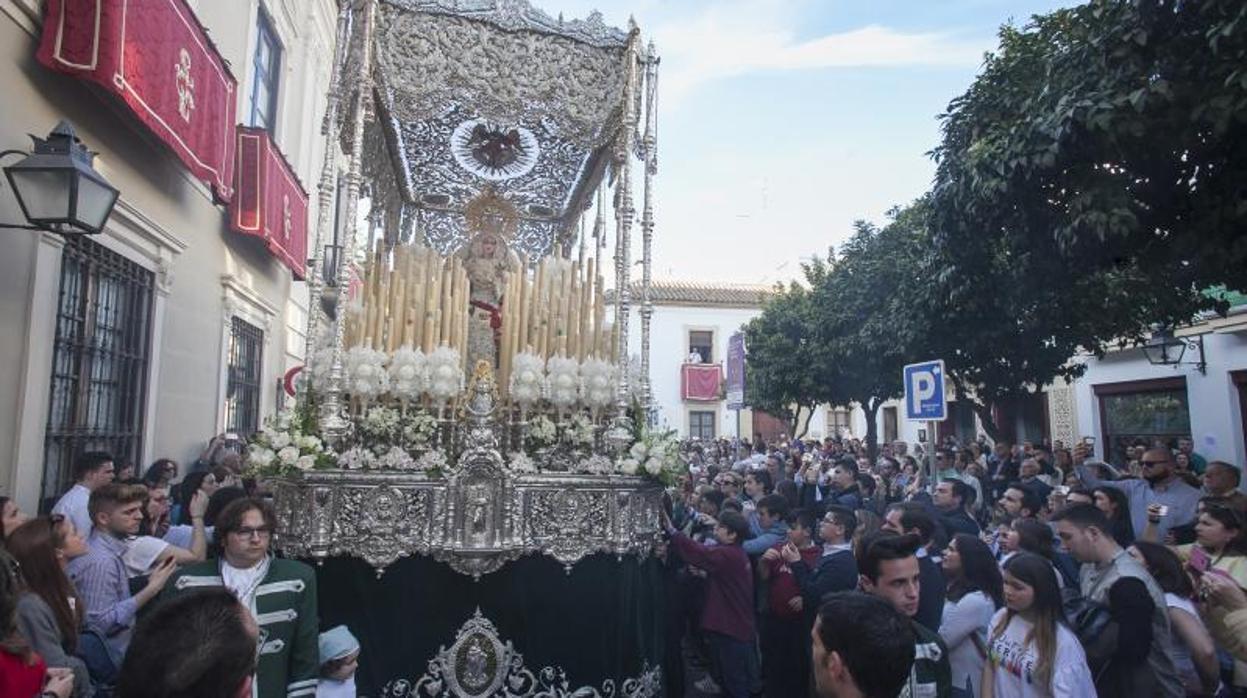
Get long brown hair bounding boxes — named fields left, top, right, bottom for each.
left=0, top=548, right=34, bottom=663
left=993, top=553, right=1064, bottom=690
left=6, top=516, right=84, bottom=651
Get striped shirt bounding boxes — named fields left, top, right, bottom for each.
left=67, top=530, right=138, bottom=663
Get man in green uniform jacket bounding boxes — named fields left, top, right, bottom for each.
left=164, top=497, right=319, bottom=698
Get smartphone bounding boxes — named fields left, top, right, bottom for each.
left=1053, top=485, right=1070, bottom=496
left=1155, top=505, right=1169, bottom=517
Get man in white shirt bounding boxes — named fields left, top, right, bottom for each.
left=52, top=451, right=115, bottom=538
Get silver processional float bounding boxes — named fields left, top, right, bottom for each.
left=247, top=1, right=666, bottom=695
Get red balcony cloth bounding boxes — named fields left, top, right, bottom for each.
left=37, top=0, right=238, bottom=201
left=230, top=127, right=310, bottom=279
left=682, top=363, right=722, bottom=402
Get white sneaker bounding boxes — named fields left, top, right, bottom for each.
left=693, top=676, right=722, bottom=694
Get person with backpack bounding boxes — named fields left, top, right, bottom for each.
left=1051, top=504, right=1184, bottom=697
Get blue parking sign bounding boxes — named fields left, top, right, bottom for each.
left=904, top=360, right=947, bottom=421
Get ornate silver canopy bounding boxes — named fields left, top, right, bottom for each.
left=363, top=0, right=643, bottom=257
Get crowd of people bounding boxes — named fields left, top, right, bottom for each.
left=661, top=434, right=1247, bottom=697
left=2, top=431, right=1245, bottom=697
left=0, top=441, right=361, bottom=698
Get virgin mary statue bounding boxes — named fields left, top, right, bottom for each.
left=455, top=190, right=521, bottom=370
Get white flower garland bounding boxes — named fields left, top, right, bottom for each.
left=345, top=345, right=390, bottom=403
left=509, top=352, right=545, bottom=407
left=387, top=346, right=428, bottom=402
left=426, top=346, right=464, bottom=404
left=579, top=358, right=616, bottom=411
left=545, top=355, right=580, bottom=410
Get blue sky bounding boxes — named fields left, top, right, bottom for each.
left=536, top=0, right=1077, bottom=284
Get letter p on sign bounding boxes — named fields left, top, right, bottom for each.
left=903, top=360, right=947, bottom=421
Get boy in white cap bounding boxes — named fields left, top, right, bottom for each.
left=317, top=625, right=360, bottom=697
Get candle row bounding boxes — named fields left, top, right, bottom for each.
left=497, top=254, right=617, bottom=395
left=346, top=241, right=470, bottom=369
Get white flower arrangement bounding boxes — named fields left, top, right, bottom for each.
left=359, top=406, right=401, bottom=443
left=508, top=451, right=538, bottom=473
left=387, top=346, right=429, bottom=403
left=248, top=447, right=276, bottom=469
left=568, top=414, right=596, bottom=449
left=579, top=358, right=616, bottom=411
left=345, top=345, right=390, bottom=403
left=528, top=415, right=557, bottom=445
left=401, top=412, right=439, bottom=449
left=245, top=406, right=333, bottom=477
left=416, top=450, right=448, bottom=472
left=338, top=446, right=377, bottom=470
left=426, top=346, right=464, bottom=404
left=544, top=355, right=580, bottom=410
left=277, top=446, right=300, bottom=466
left=378, top=445, right=416, bottom=471
left=583, top=454, right=613, bottom=475
left=622, top=428, right=681, bottom=484
left=509, top=352, right=545, bottom=407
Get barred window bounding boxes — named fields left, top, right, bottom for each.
left=689, top=410, right=716, bottom=441
left=44, top=237, right=153, bottom=505
left=225, top=317, right=264, bottom=436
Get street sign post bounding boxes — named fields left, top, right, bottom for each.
left=904, top=359, right=947, bottom=484
left=727, top=332, right=746, bottom=439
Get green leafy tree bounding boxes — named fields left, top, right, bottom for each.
left=810, top=208, right=929, bottom=461
left=743, top=279, right=830, bottom=439
left=925, top=0, right=1247, bottom=438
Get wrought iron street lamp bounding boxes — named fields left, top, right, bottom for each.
left=1141, top=327, right=1207, bottom=374
left=1, top=121, right=119, bottom=235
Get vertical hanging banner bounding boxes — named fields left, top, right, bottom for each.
left=36, top=0, right=238, bottom=201
left=231, top=127, right=310, bottom=279
left=726, top=331, right=746, bottom=409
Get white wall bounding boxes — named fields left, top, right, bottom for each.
left=1072, top=326, right=1247, bottom=469
left=0, top=0, right=339, bottom=510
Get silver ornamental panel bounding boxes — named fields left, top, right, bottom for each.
left=377, top=609, right=661, bottom=697
left=271, top=468, right=663, bottom=577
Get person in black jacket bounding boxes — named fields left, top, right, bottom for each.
left=883, top=503, right=947, bottom=633
left=787, top=505, right=860, bottom=627
left=933, top=479, right=980, bottom=537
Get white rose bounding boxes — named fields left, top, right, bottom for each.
left=295, top=455, right=315, bottom=471
left=270, top=432, right=291, bottom=449
left=619, top=458, right=640, bottom=475
left=644, top=457, right=663, bottom=476
left=249, top=448, right=275, bottom=468
left=398, top=365, right=416, bottom=380
left=629, top=442, right=648, bottom=461
left=277, top=446, right=299, bottom=465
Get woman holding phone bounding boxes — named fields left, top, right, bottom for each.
left=1146, top=501, right=1247, bottom=693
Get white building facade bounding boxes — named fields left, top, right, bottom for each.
left=624, top=280, right=827, bottom=442
left=0, top=0, right=341, bottom=512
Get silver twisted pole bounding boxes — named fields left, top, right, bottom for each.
left=300, top=0, right=353, bottom=404
left=608, top=30, right=641, bottom=451
left=321, top=0, right=377, bottom=444
left=639, top=42, right=659, bottom=419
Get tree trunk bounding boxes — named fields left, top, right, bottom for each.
left=795, top=404, right=815, bottom=440
left=864, top=399, right=881, bottom=463
left=973, top=400, right=1004, bottom=443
